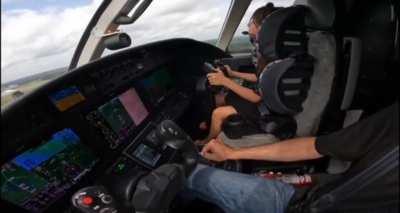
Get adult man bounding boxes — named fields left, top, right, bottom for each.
left=187, top=102, right=398, bottom=213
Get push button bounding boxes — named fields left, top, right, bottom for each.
left=81, top=196, right=94, bottom=206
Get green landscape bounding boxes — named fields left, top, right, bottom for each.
left=1, top=68, right=67, bottom=109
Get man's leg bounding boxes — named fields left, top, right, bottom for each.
left=186, top=164, right=295, bottom=213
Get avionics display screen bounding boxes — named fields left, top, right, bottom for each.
left=137, top=68, right=175, bottom=106
left=86, top=88, right=148, bottom=149
left=49, top=86, right=85, bottom=112
left=119, top=88, right=149, bottom=126
left=132, top=144, right=161, bottom=167
left=0, top=128, right=97, bottom=212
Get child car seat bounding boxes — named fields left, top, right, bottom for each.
left=221, top=5, right=337, bottom=147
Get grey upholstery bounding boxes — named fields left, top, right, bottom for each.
left=258, top=55, right=314, bottom=116
left=294, top=31, right=336, bottom=137
left=258, top=5, right=308, bottom=60
left=223, top=31, right=336, bottom=148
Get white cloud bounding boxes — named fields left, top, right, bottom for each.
left=1, top=0, right=102, bottom=83
left=1, top=0, right=294, bottom=83
left=120, top=0, right=231, bottom=45
left=2, top=0, right=17, bottom=3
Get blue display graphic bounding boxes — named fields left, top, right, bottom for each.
left=13, top=129, right=79, bottom=171
left=1, top=128, right=97, bottom=212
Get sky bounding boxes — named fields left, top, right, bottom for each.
left=1, top=0, right=294, bottom=84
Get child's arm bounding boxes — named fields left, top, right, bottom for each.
left=208, top=70, right=261, bottom=103
left=226, top=65, right=258, bottom=83
left=223, top=78, right=261, bottom=103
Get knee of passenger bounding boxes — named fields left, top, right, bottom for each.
left=212, top=107, right=225, bottom=118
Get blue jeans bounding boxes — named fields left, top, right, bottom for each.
left=186, top=164, right=295, bottom=213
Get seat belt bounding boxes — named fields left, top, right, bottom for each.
left=309, top=146, right=399, bottom=213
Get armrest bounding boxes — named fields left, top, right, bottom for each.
left=260, top=115, right=297, bottom=139
left=222, top=114, right=263, bottom=139
left=222, top=114, right=246, bottom=139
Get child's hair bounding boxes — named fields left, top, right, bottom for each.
left=251, top=2, right=278, bottom=26
left=256, top=54, right=274, bottom=76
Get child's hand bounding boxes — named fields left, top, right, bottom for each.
left=207, top=69, right=229, bottom=86
left=224, top=65, right=235, bottom=77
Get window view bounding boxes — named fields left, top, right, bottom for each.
left=105, top=0, right=232, bottom=55
left=0, top=0, right=294, bottom=109
left=1, top=0, right=232, bottom=110
left=228, top=0, right=295, bottom=54
left=1, top=0, right=101, bottom=109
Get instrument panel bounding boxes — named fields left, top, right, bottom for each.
left=1, top=39, right=228, bottom=212
left=84, top=67, right=174, bottom=150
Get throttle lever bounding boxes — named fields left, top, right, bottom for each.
left=132, top=164, right=185, bottom=213
left=155, top=120, right=199, bottom=176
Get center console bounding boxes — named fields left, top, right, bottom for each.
left=72, top=120, right=198, bottom=213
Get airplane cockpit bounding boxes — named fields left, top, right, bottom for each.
left=1, top=0, right=398, bottom=213
left=1, top=37, right=224, bottom=212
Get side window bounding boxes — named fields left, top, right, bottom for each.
left=1, top=0, right=100, bottom=109
left=227, top=0, right=294, bottom=54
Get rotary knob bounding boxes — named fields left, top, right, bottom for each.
left=101, top=194, right=113, bottom=204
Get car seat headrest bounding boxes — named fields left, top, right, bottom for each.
left=258, top=5, right=309, bottom=61
left=258, top=53, right=314, bottom=115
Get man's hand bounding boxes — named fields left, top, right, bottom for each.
left=201, top=138, right=235, bottom=162
left=207, top=69, right=229, bottom=86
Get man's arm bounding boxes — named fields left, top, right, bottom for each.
left=201, top=137, right=323, bottom=162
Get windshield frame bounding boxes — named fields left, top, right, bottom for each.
left=69, top=0, right=252, bottom=71
left=69, top=0, right=113, bottom=70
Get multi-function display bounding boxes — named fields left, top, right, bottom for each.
left=86, top=87, right=149, bottom=149
left=86, top=68, right=175, bottom=149
left=0, top=128, right=97, bottom=212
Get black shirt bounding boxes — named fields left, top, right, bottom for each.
left=313, top=102, right=399, bottom=211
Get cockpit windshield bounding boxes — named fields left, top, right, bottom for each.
left=1, top=0, right=233, bottom=110
left=1, top=0, right=102, bottom=109
left=104, top=0, right=232, bottom=55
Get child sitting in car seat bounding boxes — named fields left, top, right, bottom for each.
left=196, top=3, right=278, bottom=145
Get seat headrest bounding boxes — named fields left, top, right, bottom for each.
left=258, top=53, right=314, bottom=115
left=258, top=5, right=309, bottom=61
